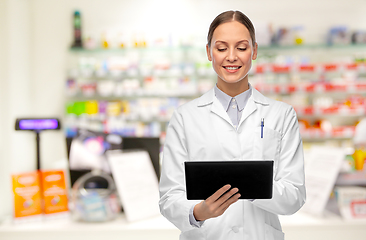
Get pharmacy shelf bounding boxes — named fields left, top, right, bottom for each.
left=69, top=45, right=199, bottom=53
left=68, top=43, right=366, bottom=53
left=68, top=80, right=366, bottom=100
left=66, top=91, right=201, bottom=100
left=295, top=105, right=366, bottom=117
left=254, top=82, right=366, bottom=94
left=254, top=63, right=366, bottom=74
left=300, top=126, right=355, bottom=141
left=257, top=43, right=366, bottom=51
left=67, top=83, right=366, bottom=101
left=1, top=212, right=366, bottom=240
left=66, top=44, right=366, bottom=142
left=336, top=171, right=366, bottom=186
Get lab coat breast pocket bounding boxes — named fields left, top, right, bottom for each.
left=253, top=127, right=281, bottom=161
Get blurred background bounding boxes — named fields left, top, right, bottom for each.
left=1, top=0, right=366, bottom=239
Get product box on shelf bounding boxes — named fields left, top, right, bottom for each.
left=335, top=186, right=366, bottom=219
left=12, top=170, right=69, bottom=221
left=40, top=170, right=69, bottom=215
left=12, top=171, right=43, bottom=219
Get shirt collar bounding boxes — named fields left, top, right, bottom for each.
left=197, top=84, right=269, bottom=107
left=214, top=85, right=232, bottom=112
left=214, top=84, right=252, bottom=112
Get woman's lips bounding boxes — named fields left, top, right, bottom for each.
left=223, top=66, right=241, bottom=73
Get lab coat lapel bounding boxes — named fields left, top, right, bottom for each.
left=211, top=97, right=232, bottom=126
left=238, top=87, right=270, bottom=127
left=238, top=97, right=257, bottom=127
left=197, top=88, right=232, bottom=126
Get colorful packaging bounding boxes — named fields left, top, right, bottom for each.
left=12, top=171, right=42, bottom=218
left=353, top=148, right=366, bottom=170
left=73, top=101, right=86, bottom=116
left=335, top=186, right=366, bottom=219
left=86, top=100, right=98, bottom=115
left=107, top=101, right=121, bottom=116
left=40, top=170, right=69, bottom=215
left=351, top=200, right=366, bottom=218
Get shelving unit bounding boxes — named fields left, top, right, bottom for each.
left=254, top=82, right=366, bottom=94
left=64, top=44, right=366, bottom=143
left=64, top=45, right=212, bottom=138
left=255, top=44, right=366, bottom=143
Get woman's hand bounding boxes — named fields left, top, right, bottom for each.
left=193, top=184, right=240, bottom=221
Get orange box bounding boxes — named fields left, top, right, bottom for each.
left=12, top=171, right=42, bottom=218
left=40, top=170, right=69, bottom=214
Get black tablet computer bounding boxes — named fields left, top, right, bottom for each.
left=184, top=160, right=273, bottom=200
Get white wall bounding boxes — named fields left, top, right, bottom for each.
left=0, top=0, right=7, bottom=220
left=0, top=0, right=35, bottom=220
left=62, top=0, right=366, bottom=45
left=30, top=0, right=69, bottom=170
left=2, top=0, right=366, bottom=220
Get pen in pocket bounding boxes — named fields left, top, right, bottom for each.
left=261, top=118, right=264, bottom=138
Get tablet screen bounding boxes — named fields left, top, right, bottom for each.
left=184, top=160, right=273, bottom=200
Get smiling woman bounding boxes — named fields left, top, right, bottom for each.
left=159, top=10, right=306, bottom=240
left=207, top=21, right=257, bottom=96
left=205, top=11, right=258, bottom=97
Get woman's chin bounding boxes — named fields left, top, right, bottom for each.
left=218, top=76, right=247, bottom=84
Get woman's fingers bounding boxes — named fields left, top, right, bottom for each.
left=218, top=193, right=241, bottom=213
left=206, top=184, right=231, bottom=204
left=214, top=187, right=239, bottom=207
left=214, top=193, right=241, bottom=217
left=199, top=185, right=241, bottom=220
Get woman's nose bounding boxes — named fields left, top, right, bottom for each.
left=226, top=49, right=237, bottom=62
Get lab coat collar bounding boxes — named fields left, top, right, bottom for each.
left=197, top=84, right=270, bottom=107
left=251, top=87, right=270, bottom=106
left=197, top=88, right=232, bottom=124
left=197, top=88, right=215, bottom=107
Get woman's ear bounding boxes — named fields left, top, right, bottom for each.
left=206, top=44, right=212, bottom=61
left=252, top=42, right=258, bottom=60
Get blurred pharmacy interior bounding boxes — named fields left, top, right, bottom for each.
left=1, top=0, right=366, bottom=239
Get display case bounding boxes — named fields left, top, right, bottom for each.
left=64, top=46, right=215, bottom=139
left=64, top=44, right=366, bottom=143
left=253, top=44, right=366, bottom=143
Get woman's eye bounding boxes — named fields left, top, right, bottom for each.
left=218, top=48, right=227, bottom=52
left=238, top=48, right=247, bottom=51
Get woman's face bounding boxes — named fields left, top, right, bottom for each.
left=206, top=21, right=257, bottom=85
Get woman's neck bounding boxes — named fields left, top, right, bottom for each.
left=216, top=77, right=250, bottom=97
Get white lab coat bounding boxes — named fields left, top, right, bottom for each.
left=159, top=87, right=306, bottom=240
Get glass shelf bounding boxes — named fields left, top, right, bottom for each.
left=258, top=43, right=366, bottom=51
left=65, top=93, right=201, bottom=101
left=69, top=43, right=366, bottom=54
left=69, top=46, right=204, bottom=54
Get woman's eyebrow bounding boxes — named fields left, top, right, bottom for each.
left=237, top=40, right=249, bottom=44
left=214, top=40, right=249, bottom=45
left=214, top=40, right=228, bottom=45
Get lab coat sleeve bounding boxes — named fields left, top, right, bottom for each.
left=159, top=110, right=201, bottom=232
left=252, top=105, right=306, bottom=215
